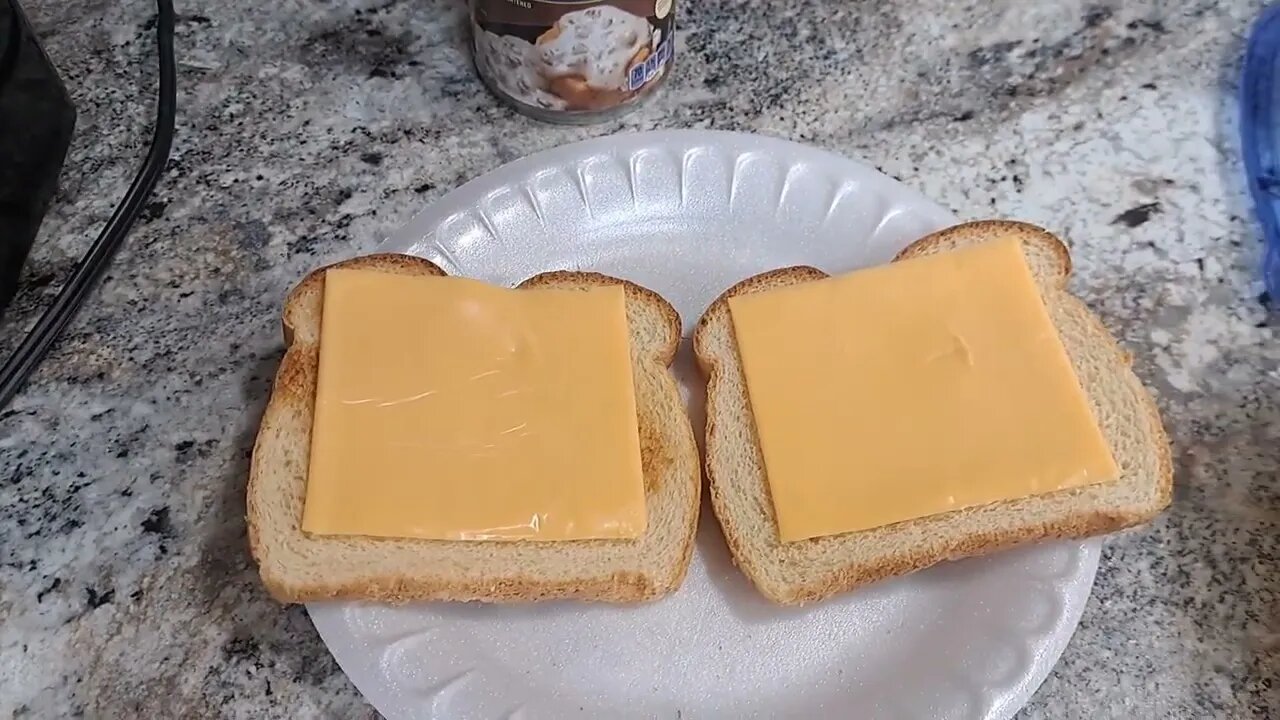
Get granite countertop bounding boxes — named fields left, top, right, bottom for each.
left=1, top=0, right=1276, bottom=717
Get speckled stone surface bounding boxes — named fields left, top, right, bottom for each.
left=0, top=0, right=1276, bottom=717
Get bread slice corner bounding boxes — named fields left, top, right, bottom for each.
left=248, top=254, right=701, bottom=603
left=694, top=220, right=1173, bottom=605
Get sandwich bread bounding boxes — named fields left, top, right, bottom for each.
left=694, top=221, right=1173, bottom=605
left=248, top=254, right=701, bottom=603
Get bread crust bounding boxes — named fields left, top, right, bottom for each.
left=248, top=254, right=700, bottom=604
left=694, top=220, right=1173, bottom=605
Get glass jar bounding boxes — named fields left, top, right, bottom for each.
left=469, top=0, right=676, bottom=124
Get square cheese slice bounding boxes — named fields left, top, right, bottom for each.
left=727, top=238, right=1119, bottom=543
left=302, top=269, right=646, bottom=541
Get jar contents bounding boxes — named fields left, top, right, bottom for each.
left=470, top=1, right=676, bottom=123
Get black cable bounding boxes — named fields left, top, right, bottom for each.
left=0, top=0, right=175, bottom=409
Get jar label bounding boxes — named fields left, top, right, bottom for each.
left=471, top=1, right=676, bottom=115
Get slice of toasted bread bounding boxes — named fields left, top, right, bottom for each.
left=694, top=221, right=1173, bottom=605
left=247, top=254, right=700, bottom=603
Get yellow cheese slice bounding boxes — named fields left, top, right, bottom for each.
left=302, top=269, right=646, bottom=541
left=728, top=237, right=1119, bottom=543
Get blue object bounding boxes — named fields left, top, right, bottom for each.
left=1240, top=4, right=1280, bottom=303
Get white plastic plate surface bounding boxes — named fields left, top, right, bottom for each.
left=307, top=130, right=1101, bottom=720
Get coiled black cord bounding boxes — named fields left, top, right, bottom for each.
left=0, top=0, right=176, bottom=409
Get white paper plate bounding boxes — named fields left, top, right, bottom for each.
left=307, top=130, right=1100, bottom=720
